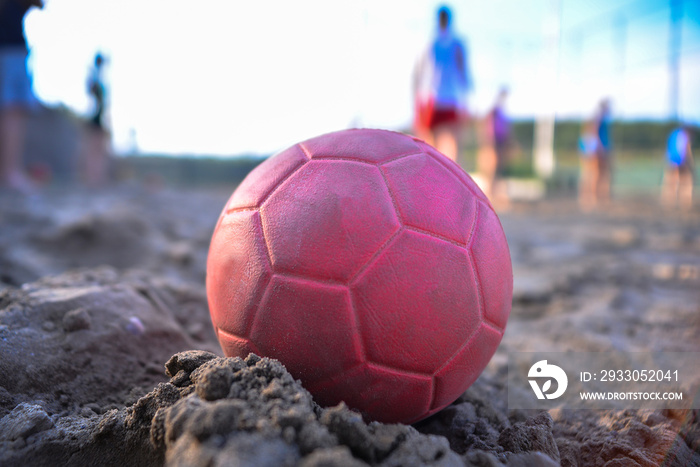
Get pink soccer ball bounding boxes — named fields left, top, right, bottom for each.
left=206, top=129, right=512, bottom=424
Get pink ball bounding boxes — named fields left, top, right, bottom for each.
left=207, top=129, right=512, bottom=424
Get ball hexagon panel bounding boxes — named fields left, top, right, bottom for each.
left=301, top=128, right=423, bottom=164
left=470, top=204, right=513, bottom=330
left=260, top=160, right=400, bottom=283
left=226, top=144, right=308, bottom=211
left=217, top=328, right=261, bottom=359
left=381, top=153, right=478, bottom=245
left=250, top=274, right=363, bottom=387
left=307, top=363, right=433, bottom=425
left=431, top=323, right=502, bottom=411
left=351, top=229, right=481, bottom=375
left=206, top=210, right=271, bottom=339
left=412, top=139, right=491, bottom=205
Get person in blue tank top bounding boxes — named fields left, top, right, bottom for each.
left=579, top=99, right=612, bottom=210
left=662, top=125, right=694, bottom=209
left=0, top=0, right=43, bottom=193
left=413, top=5, right=472, bottom=163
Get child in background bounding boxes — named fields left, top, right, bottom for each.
left=477, top=87, right=511, bottom=207
left=662, top=125, right=694, bottom=210
left=578, top=99, right=612, bottom=211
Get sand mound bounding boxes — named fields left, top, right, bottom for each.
left=1, top=188, right=699, bottom=466
left=0, top=267, right=218, bottom=414
left=2, top=268, right=696, bottom=466
left=0, top=267, right=558, bottom=466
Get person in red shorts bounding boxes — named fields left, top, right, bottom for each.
left=413, top=5, right=473, bottom=162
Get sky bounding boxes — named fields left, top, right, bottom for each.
left=21, top=0, right=700, bottom=156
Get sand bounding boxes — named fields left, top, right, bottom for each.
left=0, top=186, right=698, bottom=466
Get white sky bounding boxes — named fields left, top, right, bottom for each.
left=22, top=0, right=700, bottom=156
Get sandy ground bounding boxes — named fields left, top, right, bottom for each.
left=0, top=185, right=698, bottom=466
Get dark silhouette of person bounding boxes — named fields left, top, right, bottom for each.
left=81, top=52, right=110, bottom=186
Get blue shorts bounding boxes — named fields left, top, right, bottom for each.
left=578, top=135, right=598, bottom=158
left=0, top=47, right=37, bottom=109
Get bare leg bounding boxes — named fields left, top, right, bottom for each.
left=597, top=156, right=611, bottom=206
left=493, top=177, right=510, bottom=210
left=420, top=129, right=435, bottom=148
left=579, top=158, right=596, bottom=211
left=661, top=168, right=679, bottom=207
left=81, top=126, right=110, bottom=187
left=493, top=142, right=510, bottom=208
left=434, top=124, right=458, bottom=162
left=679, top=166, right=693, bottom=210
left=477, top=145, right=496, bottom=200
left=414, top=125, right=433, bottom=146
left=0, top=106, right=34, bottom=192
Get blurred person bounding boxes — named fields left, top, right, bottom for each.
left=0, top=0, right=43, bottom=193
left=81, top=52, right=110, bottom=186
left=413, top=5, right=472, bottom=163
left=662, top=125, right=694, bottom=210
left=578, top=99, right=612, bottom=210
left=478, top=87, right=512, bottom=206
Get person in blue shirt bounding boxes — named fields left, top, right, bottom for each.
left=579, top=99, right=612, bottom=210
left=0, top=0, right=42, bottom=193
left=662, top=125, right=694, bottom=209
left=413, top=5, right=472, bottom=163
